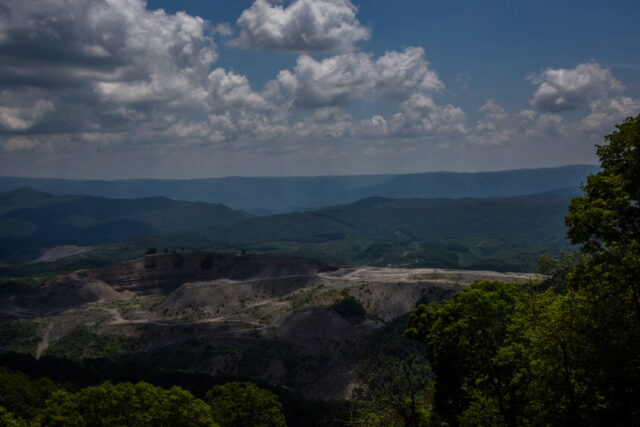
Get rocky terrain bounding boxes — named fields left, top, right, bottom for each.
left=0, top=252, right=537, bottom=399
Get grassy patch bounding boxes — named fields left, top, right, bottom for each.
left=43, top=325, right=139, bottom=360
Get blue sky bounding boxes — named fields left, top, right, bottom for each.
left=1, top=0, right=639, bottom=178
left=148, top=0, right=640, bottom=113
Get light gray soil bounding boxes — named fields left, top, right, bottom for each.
left=36, top=245, right=93, bottom=262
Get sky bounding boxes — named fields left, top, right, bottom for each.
left=0, top=0, right=639, bottom=179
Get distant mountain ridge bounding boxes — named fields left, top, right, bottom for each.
left=0, top=188, right=573, bottom=270
left=0, top=165, right=598, bottom=213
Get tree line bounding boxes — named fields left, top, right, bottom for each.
left=0, top=367, right=286, bottom=427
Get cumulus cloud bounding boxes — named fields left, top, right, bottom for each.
left=207, top=68, right=270, bottom=112
left=374, top=47, right=444, bottom=97
left=0, top=0, right=467, bottom=162
left=7, top=0, right=635, bottom=177
left=0, top=0, right=217, bottom=91
left=580, top=96, right=640, bottom=133
left=276, top=47, right=443, bottom=108
left=277, top=53, right=374, bottom=107
left=0, top=0, right=288, bottom=146
left=468, top=100, right=515, bottom=145
left=468, top=99, right=566, bottom=146
left=528, top=62, right=625, bottom=112
left=234, top=0, right=370, bottom=52
left=466, top=62, right=639, bottom=147
left=358, top=96, right=467, bottom=141
left=293, top=107, right=355, bottom=139
left=382, top=94, right=467, bottom=138
left=0, top=0, right=222, bottom=139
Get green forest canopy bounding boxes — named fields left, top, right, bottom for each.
left=404, top=114, right=640, bottom=426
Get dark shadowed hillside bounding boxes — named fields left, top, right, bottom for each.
left=0, top=189, right=250, bottom=263
left=206, top=195, right=572, bottom=244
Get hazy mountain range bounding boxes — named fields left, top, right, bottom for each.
left=0, top=165, right=597, bottom=214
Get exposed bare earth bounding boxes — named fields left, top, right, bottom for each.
left=35, top=245, right=93, bottom=262
left=1, top=253, right=539, bottom=399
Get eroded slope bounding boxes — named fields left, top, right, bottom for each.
left=0, top=253, right=537, bottom=399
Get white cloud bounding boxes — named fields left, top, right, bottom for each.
left=580, top=96, right=640, bottom=133
left=277, top=53, right=375, bottom=108
left=374, top=47, right=444, bottom=97
left=384, top=94, right=466, bottom=138
left=276, top=47, right=444, bottom=108
left=0, top=0, right=227, bottom=141
left=0, top=0, right=218, bottom=89
left=528, top=62, right=625, bottom=112
left=213, top=23, right=234, bottom=36
left=468, top=99, right=565, bottom=146
left=293, top=107, right=355, bottom=139
left=0, top=0, right=465, bottom=160
left=207, top=69, right=270, bottom=112
left=0, top=0, right=288, bottom=147
left=358, top=95, right=467, bottom=141
left=469, top=62, right=639, bottom=147
left=5, top=0, right=636, bottom=177
left=234, top=0, right=370, bottom=53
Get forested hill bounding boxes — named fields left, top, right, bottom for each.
left=0, top=165, right=597, bottom=213
left=0, top=188, right=572, bottom=271
left=0, top=188, right=250, bottom=263
left=206, top=195, right=571, bottom=244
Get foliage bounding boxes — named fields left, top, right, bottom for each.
left=0, top=321, right=41, bottom=354
left=207, top=381, right=286, bottom=427
left=0, top=235, right=214, bottom=279
left=232, top=236, right=571, bottom=274
left=0, top=406, right=27, bottom=427
left=0, top=366, right=57, bottom=420
left=42, top=326, right=138, bottom=361
left=0, top=353, right=361, bottom=427
left=405, top=280, right=527, bottom=426
left=405, top=114, right=640, bottom=426
left=355, top=356, right=432, bottom=427
left=566, top=114, right=640, bottom=255
left=211, top=195, right=572, bottom=248
left=536, top=251, right=585, bottom=290
left=37, top=381, right=216, bottom=427
left=561, top=114, right=640, bottom=424
left=1, top=185, right=574, bottom=270
left=0, top=188, right=248, bottom=264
